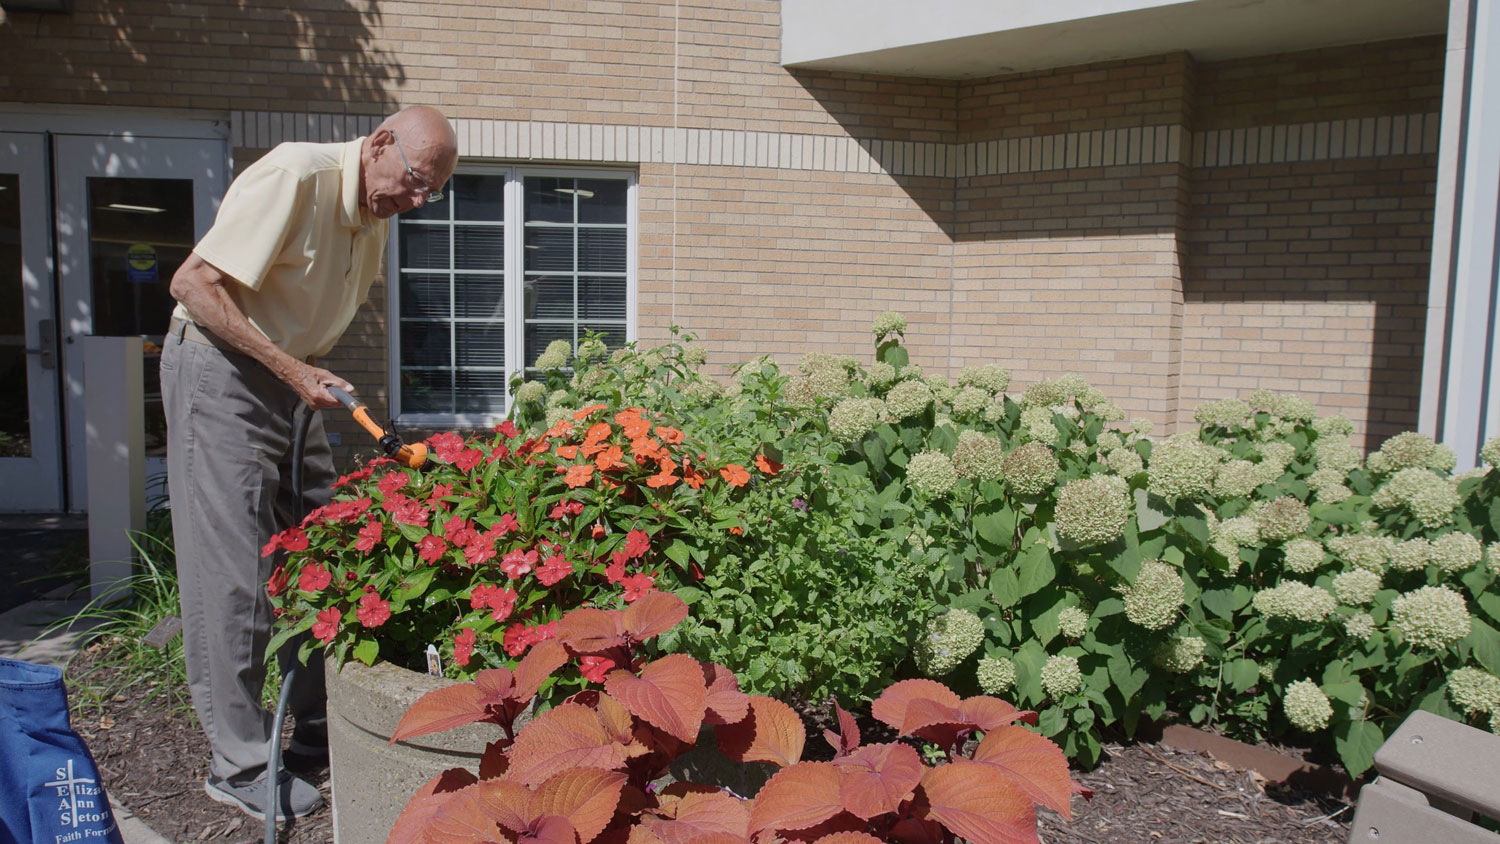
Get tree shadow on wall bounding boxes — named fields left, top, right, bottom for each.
left=0, top=0, right=403, bottom=113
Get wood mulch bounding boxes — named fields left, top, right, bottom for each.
left=70, top=647, right=1352, bottom=844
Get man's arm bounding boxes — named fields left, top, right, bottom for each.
left=169, top=254, right=352, bottom=410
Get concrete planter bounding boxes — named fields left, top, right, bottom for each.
left=326, top=657, right=513, bottom=843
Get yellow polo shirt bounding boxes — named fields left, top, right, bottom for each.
left=175, top=137, right=388, bottom=360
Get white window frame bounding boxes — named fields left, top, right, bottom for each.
left=386, top=164, right=638, bottom=428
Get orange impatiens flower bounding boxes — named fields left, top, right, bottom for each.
left=593, top=445, right=626, bottom=472
left=720, top=464, right=751, bottom=487
left=729, top=526, right=744, bottom=536
left=555, top=445, right=579, bottom=459
left=682, top=459, right=706, bottom=490
left=545, top=418, right=574, bottom=439
left=572, top=403, right=608, bottom=421
left=564, top=464, right=595, bottom=488
left=632, top=437, right=666, bottom=462
left=648, top=457, right=680, bottom=488
left=755, top=454, right=782, bottom=476
left=622, top=419, right=652, bottom=440
left=656, top=426, right=684, bottom=445
left=581, top=421, right=612, bottom=452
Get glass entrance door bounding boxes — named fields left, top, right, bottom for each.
left=53, top=135, right=226, bottom=509
left=0, top=132, right=64, bottom=512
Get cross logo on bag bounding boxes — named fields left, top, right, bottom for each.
left=44, top=758, right=107, bottom=836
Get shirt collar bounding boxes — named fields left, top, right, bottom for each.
left=339, top=137, right=367, bottom=229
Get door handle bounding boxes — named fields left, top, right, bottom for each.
left=24, top=319, right=56, bottom=370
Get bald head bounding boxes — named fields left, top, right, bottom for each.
left=361, top=105, right=459, bottom=219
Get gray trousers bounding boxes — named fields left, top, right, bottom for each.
left=161, top=328, right=330, bottom=784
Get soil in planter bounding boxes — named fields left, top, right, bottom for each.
left=66, top=641, right=332, bottom=844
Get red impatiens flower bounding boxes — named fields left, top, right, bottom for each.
left=417, top=534, right=449, bottom=564
left=493, top=513, right=520, bottom=536
left=720, top=464, right=751, bottom=487
left=378, top=471, right=407, bottom=495
left=298, top=563, right=332, bottom=593
left=390, top=497, right=430, bottom=527
left=428, top=483, right=454, bottom=501
left=495, top=420, right=519, bottom=439
left=354, top=520, right=383, bottom=552
left=536, top=554, right=573, bottom=587
left=591, top=523, right=607, bottom=540
left=463, top=539, right=497, bottom=568
left=621, top=572, right=656, bottom=602
left=755, top=454, right=782, bottom=476
left=426, top=432, right=465, bottom=463
left=603, top=558, right=627, bottom=585
left=502, top=622, right=532, bottom=657
left=454, top=627, right=477, bottom=666
left=444, top=515, right=478, bottom=547
left=623, top=529, right=651, bottom=560
left=454, top=448, right=484, bottom=473
left=579, top=655, right=615, bottom=684
left=487, top=444, right=510, bottom=464
left=356, top=591, right=391, bottom=628
left=334, top=466, right=375, bottom=489
left=312, top=607, right=341, bottom=643
left=501, top=548, right=538, bottom=579
left=266, top=565, right=288, bottom=597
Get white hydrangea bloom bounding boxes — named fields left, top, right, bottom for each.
left=1213, top=460, right=1262, bottom=499
left=1392, top=586, right=1472, bottom=650
left=1108, top=447, right=1145, bottom=478
left=885, top=379, right=934, bottom=420
left=1057, top=607, right=1089, bottom=639
left=1040, top=654, right=1082, bottom=699
left=1003, top=442, right=1060, bottom=497
left=1147, top=434, right=1220, bottom=500
left=976, top=656, right=1017, bottom=694
left=1283, top=538, right=1326, bottom=574
left=1256, top=497, right=1312, bottom=541
left=1019, top=406, right=1058, bottom=444
left=1430, top=531, right=1483, bottom=574
left=1447, top=667, right=1500, bottom=715
left=1481, top=436, right=1500, bottom=468
left=866, top=361, right=898, bottom=390
left=1344, top=612, right=1376, bottom=641
left=1252, top=581, right=1337, bottom=623
left=535, top=339, right=573, bottom=370
left=1313, top=416, right=1356, bottom=437
left=1154, top=637, right=1206, bottom=673
left=1332, top=569, right=1382, bottom=606
left=914, top=609, right=984, bottom=676
left=1131, top=417, right=1154, bottom=436
left=1284, top=680, right=1333, bottom=731
left=952, top=387, right=990, bottom=419
left=514, top=380, right=545, bottom=405
left=906, top=450, right=959, bottom=498
left=872, top=311, right=907, bottom=340
left=1123, top=560, right=1186, bottom=630
left=952, top=430, right=1006, bottom=482
left=828, top=398, right=885, bottom=444
left=1055, top=475, right=1131, bottom=546
left=956, top=364, right=1010, bottom=394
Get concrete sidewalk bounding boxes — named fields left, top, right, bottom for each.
left=0, top=558, right=173, bottom=844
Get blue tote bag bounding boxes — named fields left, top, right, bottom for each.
left=0, top=657, right=124, bottom=844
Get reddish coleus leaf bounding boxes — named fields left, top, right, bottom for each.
left=813, top=835, right=887, bottom=844
left=715, top=695, right=805, bottom=768
left=887, top=817, right=945, bottom=844
left=390, top=683, right=490, bottom=745
left=642, top=790, right=752, bottom=844
left=622, top=590, right=690, bottom=640
left=514, top=638, right=570, bottom=701
left=388, top=768, right=479, bottom=844
left=531, top=768, right=628, bottom=844
left=507, top=703, right=635, bottom=786
left=773, top=811, right=868, bottom=843
left=557, top=607, right=627, bottom=653
left=473, top=778, right=535, bottom=837
left=822, top=701, right=861, bottom=758
left=832, top=742, right=924, bottom=820
left=958, top=696, right=1038, bottom=731
left=479, top=739, right=511, bottom=780
left=747, top=762, right=844, bottom=835
left=969, top=725, right=1075, bottom=820
left=423, top=779, right=528, bottom=844
left=919, top=759, right=1040, bottom=844
left=518, top=815, right=578, bottom=844
left=870, top=680, right=962, bottom=735
left=604, top=654, right=708, bottom=743
left=702, top=662, right=751, bottom=726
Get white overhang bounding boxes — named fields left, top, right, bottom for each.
left=782, top=0, right=1447, bottom=78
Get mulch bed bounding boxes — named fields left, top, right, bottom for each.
left=69, top=645, right=1353, bottom=844
left=67, top=642, right=331, bottom=844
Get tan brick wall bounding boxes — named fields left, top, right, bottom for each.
left=959, top=53, right=1194, bottom=140
left=1195, top=36, right=1444, bottom=131
left=1180, top=155, right=1436, bottom=450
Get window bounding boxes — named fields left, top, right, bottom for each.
left=391, top=168, right=635, bottom=423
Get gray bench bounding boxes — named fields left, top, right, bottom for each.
left=1348, top=710, right=1500, bottom=843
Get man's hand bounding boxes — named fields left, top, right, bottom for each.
left=290, top=362, right=354, bottom=410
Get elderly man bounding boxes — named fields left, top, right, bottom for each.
left=162, top=106, right=457, bottom=820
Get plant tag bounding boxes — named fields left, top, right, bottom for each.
left=426, top=644, right=443, bottom=676
left=143, top=615, right=183, bottom=649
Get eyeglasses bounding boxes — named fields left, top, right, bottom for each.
left=391, top=131, right=444, bottom=203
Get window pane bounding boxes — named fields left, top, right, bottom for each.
left=0, top=173, right=28, bottom=456
left=454, top=174, right=504, bottom=221
left=524, top=276, right=573, bottom=320
left=525, top=177, right=572, bottom=224
left=400, top=321, right=450, bottom=368
left=578, top=276, right=626, bottom=320
left=401, top=368, right=452, bottom=413
left=454, top=226, right=503, bottom=270
left=525, top=227, right=573, bottom=272
left=455, top=323, right=505, bottom=368
left=578, top=228, right=626, bottom=273
left=400, top=224, right=449, bottom=269
left=577, top=179, right=627, bottom=224
left=454, top=274, right=504, bottom=318
left=456, top=371, right=508, bottom=414
left=400, top=273, right=450, bottom=319
left=579, top=323, right=628, bottom=352
left=525, top=322, right=573, bottom=368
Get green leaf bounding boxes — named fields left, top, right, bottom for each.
left=1323, top=682, right=1366, bottom=708
left=664, top=540, right=692, bottom=568
left=1037, top=705, right=1068, bottom=737
left=989, top=567, right=1021, bottom=608
left=1334, top=720, right=1384, bottom=778
left=352, top=638, right=379, bottom=666
left=1464, top=617, right=1500, bottom=674
left=1228, top=659, right=1260, bottom=693
left=1017, top=543, right=1054, bottom=598
left=392, top=566, right=437, bottom=603
left=1489, top=496, right=1500, bottom=537
left=975, top=507, right=1017, bottom=548
left=1201, top=586, right=1252, bottom=621
left=397, top=522, right=429, bottom=543
left=1135, top=488, right=1173, bottom=532
left=1108, top=650, right=1148, bottom=701
left=1309, top=502, right=1360, bottom=525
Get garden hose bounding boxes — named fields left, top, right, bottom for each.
left=326, top=386, right=428, bottom=468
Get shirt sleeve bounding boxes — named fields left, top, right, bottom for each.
left=192, top=159, right=308, bottom=291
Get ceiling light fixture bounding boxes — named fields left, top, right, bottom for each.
left=102, top=203, right=166, bottom=214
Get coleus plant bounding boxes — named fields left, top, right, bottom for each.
left=385, top=592, right=1086, bottom=844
